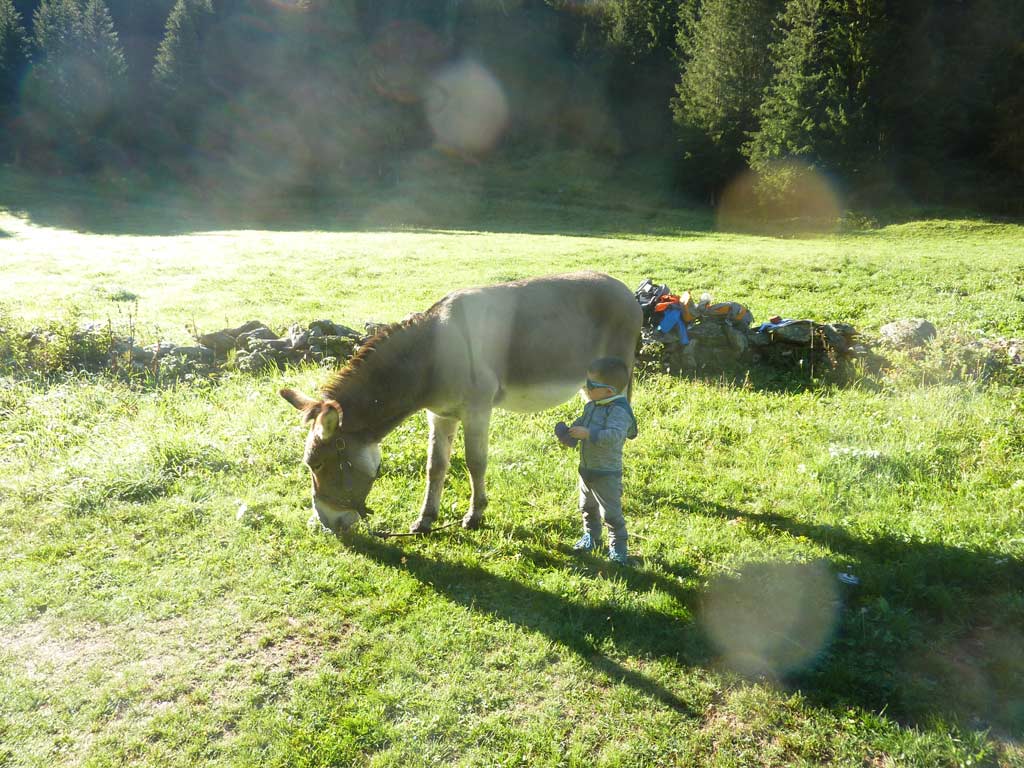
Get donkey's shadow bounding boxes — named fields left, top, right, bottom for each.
left=346, top=532, right=708, bottom=716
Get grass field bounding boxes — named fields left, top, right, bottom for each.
left=1, top=174, right=1023, bottom=767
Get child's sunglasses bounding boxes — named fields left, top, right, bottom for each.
left=585, top=378, right=616, bottom=392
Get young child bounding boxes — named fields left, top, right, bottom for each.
left=554, top=356, right=638, bottom=564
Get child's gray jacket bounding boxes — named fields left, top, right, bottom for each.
left=572, top=397, right=638, bottom=477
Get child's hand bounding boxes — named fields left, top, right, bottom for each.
left=554, top=421, right=578, bottom=448
left=568, top=426, right=590, bottom=440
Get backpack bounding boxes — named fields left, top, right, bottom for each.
left=635, top=279, right=671, bottom=326
left=698, top=300, right=754, bottom=329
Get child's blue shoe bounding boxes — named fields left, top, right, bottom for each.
left=608, top=548, right=629, bottom=565
left=572, top=533, right=598, bottom=552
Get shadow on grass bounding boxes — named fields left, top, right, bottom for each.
left=637, top=358, right=885, bottom=397
left=350, top=500, right=1023, bottom=738
left=4, top=167, right=1020, bottom=239
left=346, top=532, right=707, bottom=717
left=0, top=171, right=716, bottom=239
left=691, top=500, right=1024, bottom=737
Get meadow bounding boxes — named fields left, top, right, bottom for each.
left=1, top=175, right=1023, bottom=767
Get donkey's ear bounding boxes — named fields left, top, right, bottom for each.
left=280, top=388, right=319, bottom=412
left=315, top=400, right=342, bottom=440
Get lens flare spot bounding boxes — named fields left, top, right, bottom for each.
left=425, top=59, right=509, bottom=157
left=717, top=160, right=843, bottom=235
left=703, top=560, right=839, bottom=678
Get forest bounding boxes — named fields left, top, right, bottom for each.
left=1, top=0, right=1022, bottom=213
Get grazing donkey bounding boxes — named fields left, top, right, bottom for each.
left=280, top=271, right=642, bottom=534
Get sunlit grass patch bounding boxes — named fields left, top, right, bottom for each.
left=0, top=205, right=1022, bottom=765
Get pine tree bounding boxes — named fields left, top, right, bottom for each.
left=152, top=0, right=212, bottom=97
left=672, top=0, right=784, bottom=192
left=81, top=0, right=125, bottom=83
left=744, top=0, right=886, bottom=185
left=21, top=0, right=127, bottom=167
left=27, top=0, right=81, bottom=117
left=0, top=0, right=29, bottom=119
left=602, top=0, right=680, bottom=60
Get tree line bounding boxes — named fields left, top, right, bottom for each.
left=1, top=0, right=1022, bottom=211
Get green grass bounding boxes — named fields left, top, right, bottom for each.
left=1, top=180, right=1023, bottom=767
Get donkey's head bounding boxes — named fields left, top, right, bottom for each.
left=280, top=388, right=382, bottom=533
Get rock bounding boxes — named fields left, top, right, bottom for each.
left=723, top=324, right=749, bottom=354
left=196, top=331, right=235, bottom=354
left=286, top=325, right=311, bottom=348
left=823, top=324, right=850, bottom=354
left=236, top=326, right=278, bottom=348
left=310, top=320, right=362, bottom=339
left=770, top=320, right=813, bottom=345
left=78, top=321, right=107, bottom=335
left=236, top=349, right=274, bottom=373
left=879, top=318, right=936, bottom=349
left=172, top=345, right=215, bottom=364
left=129, top=344, right=152, bottom=362
left=222, top=320, right=267, bottom=337
left=688, top=321, right=727, bottom=343
left=319, top=335, right=357, bottom=358
left=364, top=322, right=389, bottom=338
left=1008, top=343, right=1022, bottom=365
left=144, top=341, right=180, bottom=359
left=250, top=338, right=292, bottom=353
left=748, top=331, right=771, bottom=347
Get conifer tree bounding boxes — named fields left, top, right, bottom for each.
left=744, top=0, right=886, bottom=184
left=0, top=0, right=29, bottom=119
left=81, top=0, right=125, bottom=84
left=25, top=0, right=82, bottom=140
left=152, top=0, right=212, bottom=97
left=22, top=0, right=127, bottom=166
left=602, top=0, right=681, bottom=59
left=672, top=0, right=783, bottom=192
left=0, top=0, right=27, bottom=162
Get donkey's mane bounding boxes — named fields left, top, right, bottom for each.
left=320, top=311, right=430, bottom=400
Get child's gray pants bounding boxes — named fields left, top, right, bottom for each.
left=578, top=472, right=628, bottom=555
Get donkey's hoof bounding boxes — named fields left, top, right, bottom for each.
left=461, top=512, right=483, bottom=530
left=409, top=518, right=434, bottom=534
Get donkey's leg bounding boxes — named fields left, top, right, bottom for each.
left=461, top=406, right=491, bottom=530
left=411, top=411, right=459, bottom=533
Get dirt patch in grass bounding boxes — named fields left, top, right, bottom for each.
left=1, top=618, right=114, bottom=679
left=0, top=611, right=342, bottom=762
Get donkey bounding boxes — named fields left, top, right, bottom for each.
left=280, top=271, right=642, bottom=534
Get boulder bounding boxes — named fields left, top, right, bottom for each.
left=318, top=335, right=357, bottom=358
left=222, top=320, right=267, bottom=337
left=196, top=331, right=236, bottom=354
left=236, top=326, right=279, bottom=348
left=286, top=324, right=311, bottom=349
left=879, top=318, right=936, bottom=349
left=144, top=341, right=181, bottom=359
left=236, top=349, right=274, bottom=373
left=769, top=320, right=813, bottom=345
left=171, top=345, right=215, bottom=364
left=310, top=320, right=362, bottom=339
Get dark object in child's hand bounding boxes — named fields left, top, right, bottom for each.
left=555, top=421, right=578, bottom=447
